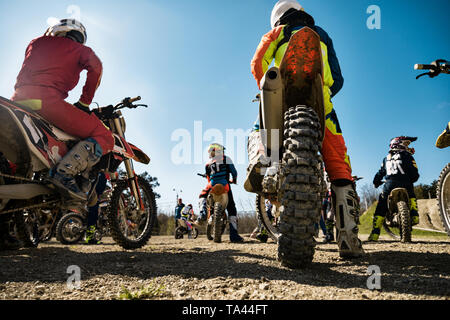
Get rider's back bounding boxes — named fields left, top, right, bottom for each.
left=13, top=36, right=102, bottom=102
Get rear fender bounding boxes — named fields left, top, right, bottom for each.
left=279, top=27, right=325, bottom=141
left=388, top=188, right=409, bottom=213
left=211, top=192, right=228, bottom=209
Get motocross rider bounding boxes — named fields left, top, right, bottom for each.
left=197, top=143, right=244, bottom=243
left=180, top=204, right=195, bottom=236
left=11, top=19, right=114, bottom=201
left=245, top=0, right=363, bottom=257
left=368, top=136, right=420, bottom=242
left=175, top=198, right=185, bottom=228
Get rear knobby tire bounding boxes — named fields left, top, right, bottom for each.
left=108, top=176, right=157, bottom=250
left=398, top=201, right=411, bottom=243
left=213, top=202, right=223, bottom=243
left=277, top=105, right=323, bottom=269
left=437, top=163, right=450, bottom=236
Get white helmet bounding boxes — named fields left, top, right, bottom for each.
left=270, top=0, right=304, bottom=29
left=45, top=18, right=87, bottom=44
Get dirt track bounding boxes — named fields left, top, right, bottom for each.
left=0, top=234, right=449, bottom=300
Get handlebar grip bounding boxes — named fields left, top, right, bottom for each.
left=414, top=64, right=434, bottom=70
left=129, top=96, right=141, bottom=103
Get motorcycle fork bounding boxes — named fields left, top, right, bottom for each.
left=113, top=117, right=143, bottom=211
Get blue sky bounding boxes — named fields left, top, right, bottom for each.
left=0, top=0, right=448, bottom=215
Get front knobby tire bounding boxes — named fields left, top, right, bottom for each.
left=256, top=194, right=280, bottom=242
left=55, top=212, right=85, bottom=244
left=14, top=210, right=40, bottom=248
left=108, top=176, right=157, bottom=250
left=398, top=201, right=411, bottom=243
left=437, top=163, right=450, bottom=236
left=277, top=105, right=323, bottom=269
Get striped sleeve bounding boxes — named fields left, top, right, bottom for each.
left=250, top=26, right=284, bottom=89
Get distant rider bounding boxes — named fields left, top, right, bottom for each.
left=175, top=198, right=185, bottom=228
left=180, top=204, right=195, bottom=237
left=368, top=136, right=420, bottom=241
left=198, top=144, right=244, bottom=243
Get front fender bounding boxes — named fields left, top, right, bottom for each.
left=129, top=142, right=150, bottom=164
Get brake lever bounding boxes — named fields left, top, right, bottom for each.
left=416, top=72, right=431, bottom=80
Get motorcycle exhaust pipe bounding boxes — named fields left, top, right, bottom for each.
left=0, top=183, right=54, bottom=200
left=260, top=67, right=284, bottom=155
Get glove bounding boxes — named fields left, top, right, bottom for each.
left=373, top=181, right=382, bottom=188
left=74, top=101, right=91, bottom=115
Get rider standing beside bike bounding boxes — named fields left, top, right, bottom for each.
left=368, top=136, right=420, bottom=241
left=11, top=19, right=114, bottom=201
left=246, top=0, right=363, bottom=257
left=198, top=144, right=244, bottom=243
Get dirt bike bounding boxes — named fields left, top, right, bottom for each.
left=380, top=183, right=413, bottom=243
left=198, top=173, right=228, bottom=243
left=175, top=218, right=199, bottom=239
left=55, top=185, right=113, bottom=244
left=0, top=95, right=157, bottom=250
left=247, top=27, right=327, bottom=268
left=415, top=59, right=450, bottom=236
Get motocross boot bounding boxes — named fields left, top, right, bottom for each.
left=244, top=154, right=271, bottom=193
left=324, top=219, right=335, bottom=243
left=256, top=227, right=269, bottom=243
left=195, top=198, right=208, bottom=226
left=331, top=181, right=364, bottom=258
left=49, top=138, right=103, bottom=201
left=436, top=122, right=450, bottom=149
left=367, top=216, right=385, bottom=242
left=85, top=225, right=101, bottom=245
left=229, top=216, right=244, bottom=243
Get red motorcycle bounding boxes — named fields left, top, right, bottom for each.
left=0, top=96, right=157, bottom=249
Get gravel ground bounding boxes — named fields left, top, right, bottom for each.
left=0, top=234, right=449, bottom=300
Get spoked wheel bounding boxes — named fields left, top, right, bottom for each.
left=256, top=194, right=281, bottom=242
left=437, top=163, right=450, bottom=236
left=56, top=212, right=86, bottom=244
left=175, top=226, right=185, bottom=239
left=14, top=209, right=40, bottom=248
left=383, top=222, right=400, bottom=240
left=108, top=176, right=157, bottom=249
left=383, top=201, right=412, bottom=242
